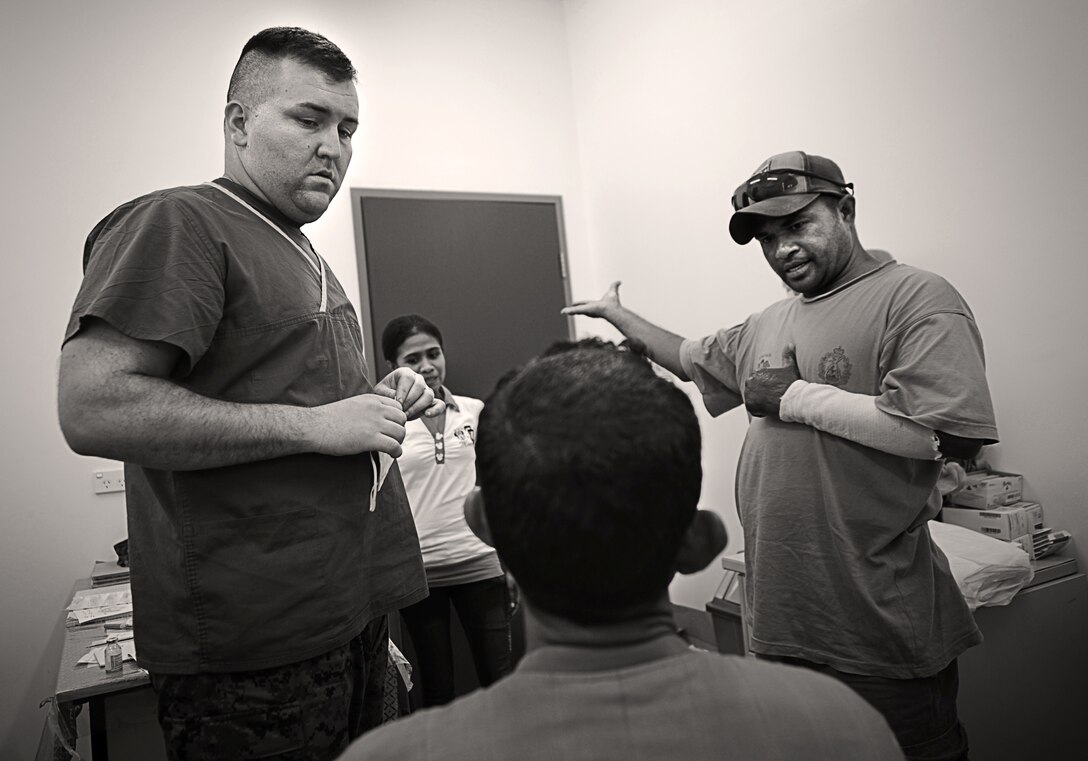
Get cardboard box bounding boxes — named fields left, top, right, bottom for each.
left=947, top=470, right=1023, bottom=508
left=1009, top=500, right=1044, bottom=529
left=941, top=504, right=1033, bottom=540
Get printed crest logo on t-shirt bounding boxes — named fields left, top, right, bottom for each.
left=756, top=353, right=772, bottom=370
left=818, top=347, right=853, bottom=386
left=453, top=425, right=476, bottom=446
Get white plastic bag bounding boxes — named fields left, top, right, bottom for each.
left=929, top=520, right=1033, bottom=610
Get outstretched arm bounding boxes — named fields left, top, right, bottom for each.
left=58, top=319, right=438, bottom=470
left=562, top=281, right=690, bottom=380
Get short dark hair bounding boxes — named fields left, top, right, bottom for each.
left=381, top=314, right=445, bottom=364
left=227, top=27, right=356, bottom=103
left=476, top=340, right=702, bottom=623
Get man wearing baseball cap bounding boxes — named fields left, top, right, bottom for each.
left=564, top=151, right=999, bottom=761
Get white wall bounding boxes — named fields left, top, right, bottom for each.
left=3, top=0, right=1087, bottom=755
left=0, top=1, right=582, bottom=756
left=563, top=0, right=1088, bottom=606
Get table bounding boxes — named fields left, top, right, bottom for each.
left=54, top=616, right=150, bottom=759
left=957, top=562, right=1088, bottom=761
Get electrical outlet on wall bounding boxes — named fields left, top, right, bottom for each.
left=92, top=468, right=125, bottom=494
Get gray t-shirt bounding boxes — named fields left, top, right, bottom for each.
left=341, top=634, right=905, bottom=760
left=681, top=256, right=998, bottom=678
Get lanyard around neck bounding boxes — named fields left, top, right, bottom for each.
left=204, top=182, right=328, bottom=312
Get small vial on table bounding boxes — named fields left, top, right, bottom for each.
left=105, top=636, right=123, bottom=673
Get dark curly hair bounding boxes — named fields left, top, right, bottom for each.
left=476, top=339, right=702, bottom=623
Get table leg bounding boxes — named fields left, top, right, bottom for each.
left=89, top=695, right=109, bottom=761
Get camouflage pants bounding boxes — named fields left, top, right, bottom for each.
left=150, top=616, right=389, bottom=761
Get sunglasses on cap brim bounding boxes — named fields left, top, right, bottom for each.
left=731, top=169, right=853, bottom=211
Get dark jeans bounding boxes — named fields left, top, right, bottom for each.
left=762, top=655, right=969, bottom=761
left=399, top=576, right=512, bottom=707
left=150, top=616, right=389, bottom=761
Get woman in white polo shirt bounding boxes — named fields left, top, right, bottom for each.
left=382, top=314, right=512, bottom=706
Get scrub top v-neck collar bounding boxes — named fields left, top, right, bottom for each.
left=206, top=178, right=328, bottom=312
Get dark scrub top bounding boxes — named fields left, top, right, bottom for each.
left=64, top=179, right=427, bottom=673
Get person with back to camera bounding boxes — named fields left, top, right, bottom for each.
left=562, top=152, right=999, bottom=761
left=338, top=338, right=905, bottom=761
left=381, top=314, right=513, bottom=707
left=57, top=27, right=442, bottom=760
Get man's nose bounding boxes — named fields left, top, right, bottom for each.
left=775, top=240, right=798, bottom=261
left=315, top=127, right=342, bottom=160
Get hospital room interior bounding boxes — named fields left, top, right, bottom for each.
left=3, top=0, right=1087, bottom=759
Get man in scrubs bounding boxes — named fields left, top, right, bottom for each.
left=58, top=27, right=438, bottom=760
left=563, top=152, right=998, bottom=760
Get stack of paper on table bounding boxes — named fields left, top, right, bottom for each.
left=66, top=582, right=133, bottom=627
left=91, top=559, right=130, bottom=587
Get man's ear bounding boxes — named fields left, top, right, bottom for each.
left=675, top=510, right=728, bottom=575
left=463, top=487, right=494, bottom=547
left=224, top=101, right=249, bottom=147
left=837, top=193, right=856, bottom=224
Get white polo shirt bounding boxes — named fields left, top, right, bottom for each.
left=398, top=389, right=502, bottom=584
